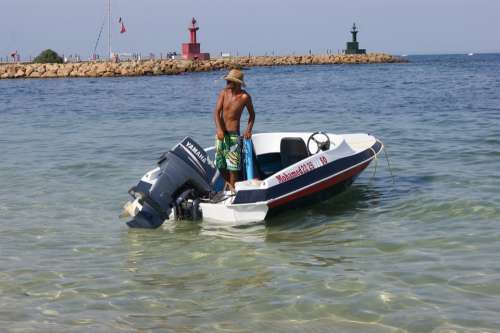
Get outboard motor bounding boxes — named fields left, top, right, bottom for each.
left=124, top=137, right=218, bottom=229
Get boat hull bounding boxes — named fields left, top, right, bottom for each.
left=199, top=140, right=379, bottom=226
left=199, top=160, right=370, bottom=226
left=232, top=140, right=381, bottom=204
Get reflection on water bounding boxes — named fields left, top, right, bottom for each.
left=266, top=182, right=383, bottom=228
left=123, top=180, right=383, bottom=247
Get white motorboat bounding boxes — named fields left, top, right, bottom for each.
left=121, top=132, right=383, bottom=228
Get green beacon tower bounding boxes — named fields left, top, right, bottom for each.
left=345, top=23, right=366, bottom=55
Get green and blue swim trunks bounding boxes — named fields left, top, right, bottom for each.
left=215, top=131, right=242, bottom=171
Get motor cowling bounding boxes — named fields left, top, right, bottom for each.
left=126, top=137, right=218, bottom=228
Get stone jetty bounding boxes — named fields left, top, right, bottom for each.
left=0, top=53, right=406, bottom=80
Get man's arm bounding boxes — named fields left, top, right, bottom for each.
left=243, top=94, right=255, bottom=139
left=214, top=90, right=225, bottom=140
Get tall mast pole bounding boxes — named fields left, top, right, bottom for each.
left=108, top=0, right=111, bottom=59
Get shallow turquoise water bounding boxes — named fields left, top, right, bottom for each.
left=1, top=54, right=500, bottom=332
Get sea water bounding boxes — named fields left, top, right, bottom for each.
left=1, top=54, right=499, bottom=332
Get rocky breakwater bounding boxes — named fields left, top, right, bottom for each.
left=0, top=53, right=406, bottom=80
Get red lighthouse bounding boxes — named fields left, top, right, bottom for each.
left=182, top=18, right=210, bottom=60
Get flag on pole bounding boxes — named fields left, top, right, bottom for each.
left=118, top=17, right=126, bottom=34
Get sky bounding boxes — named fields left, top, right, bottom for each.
left=1, top=0, right=499, bottom=60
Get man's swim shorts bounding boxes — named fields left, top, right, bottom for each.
left=215, top=132, right=241, bottom=171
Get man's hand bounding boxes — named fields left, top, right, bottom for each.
left=243, top=129, right=252, bottom=139
left=216, top=129, right=225, bottom=140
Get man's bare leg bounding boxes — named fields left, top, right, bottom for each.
left=219, top=169, right=235, bottom=192
left=228, top=171, right=238, bottom=192
left=220, top=169, right=229, bottom=183
left=220, top=169, right=231, bottom=191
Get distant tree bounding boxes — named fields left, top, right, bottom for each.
left=33, top=49, right=64, bottom=64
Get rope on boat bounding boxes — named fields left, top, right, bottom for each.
left=383, top=146, right=396, bottom=185
left=369, top=142, right=396, bottom=186
left=369, top=147, right=379, bottom=184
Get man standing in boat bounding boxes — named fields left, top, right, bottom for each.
left=214, top=68, right=255, bottom=191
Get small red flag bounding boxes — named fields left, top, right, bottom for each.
left=118, top=17, right=126, bottom=34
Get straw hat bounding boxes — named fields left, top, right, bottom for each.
left=224, top=69, right=246, bottom=87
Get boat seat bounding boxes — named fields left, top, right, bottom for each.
left=255, top=153, right=282, bottom=178
left=280, top=137, right=309, bottom=168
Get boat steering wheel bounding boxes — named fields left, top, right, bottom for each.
left=307, top=131, right=331, bottom=155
